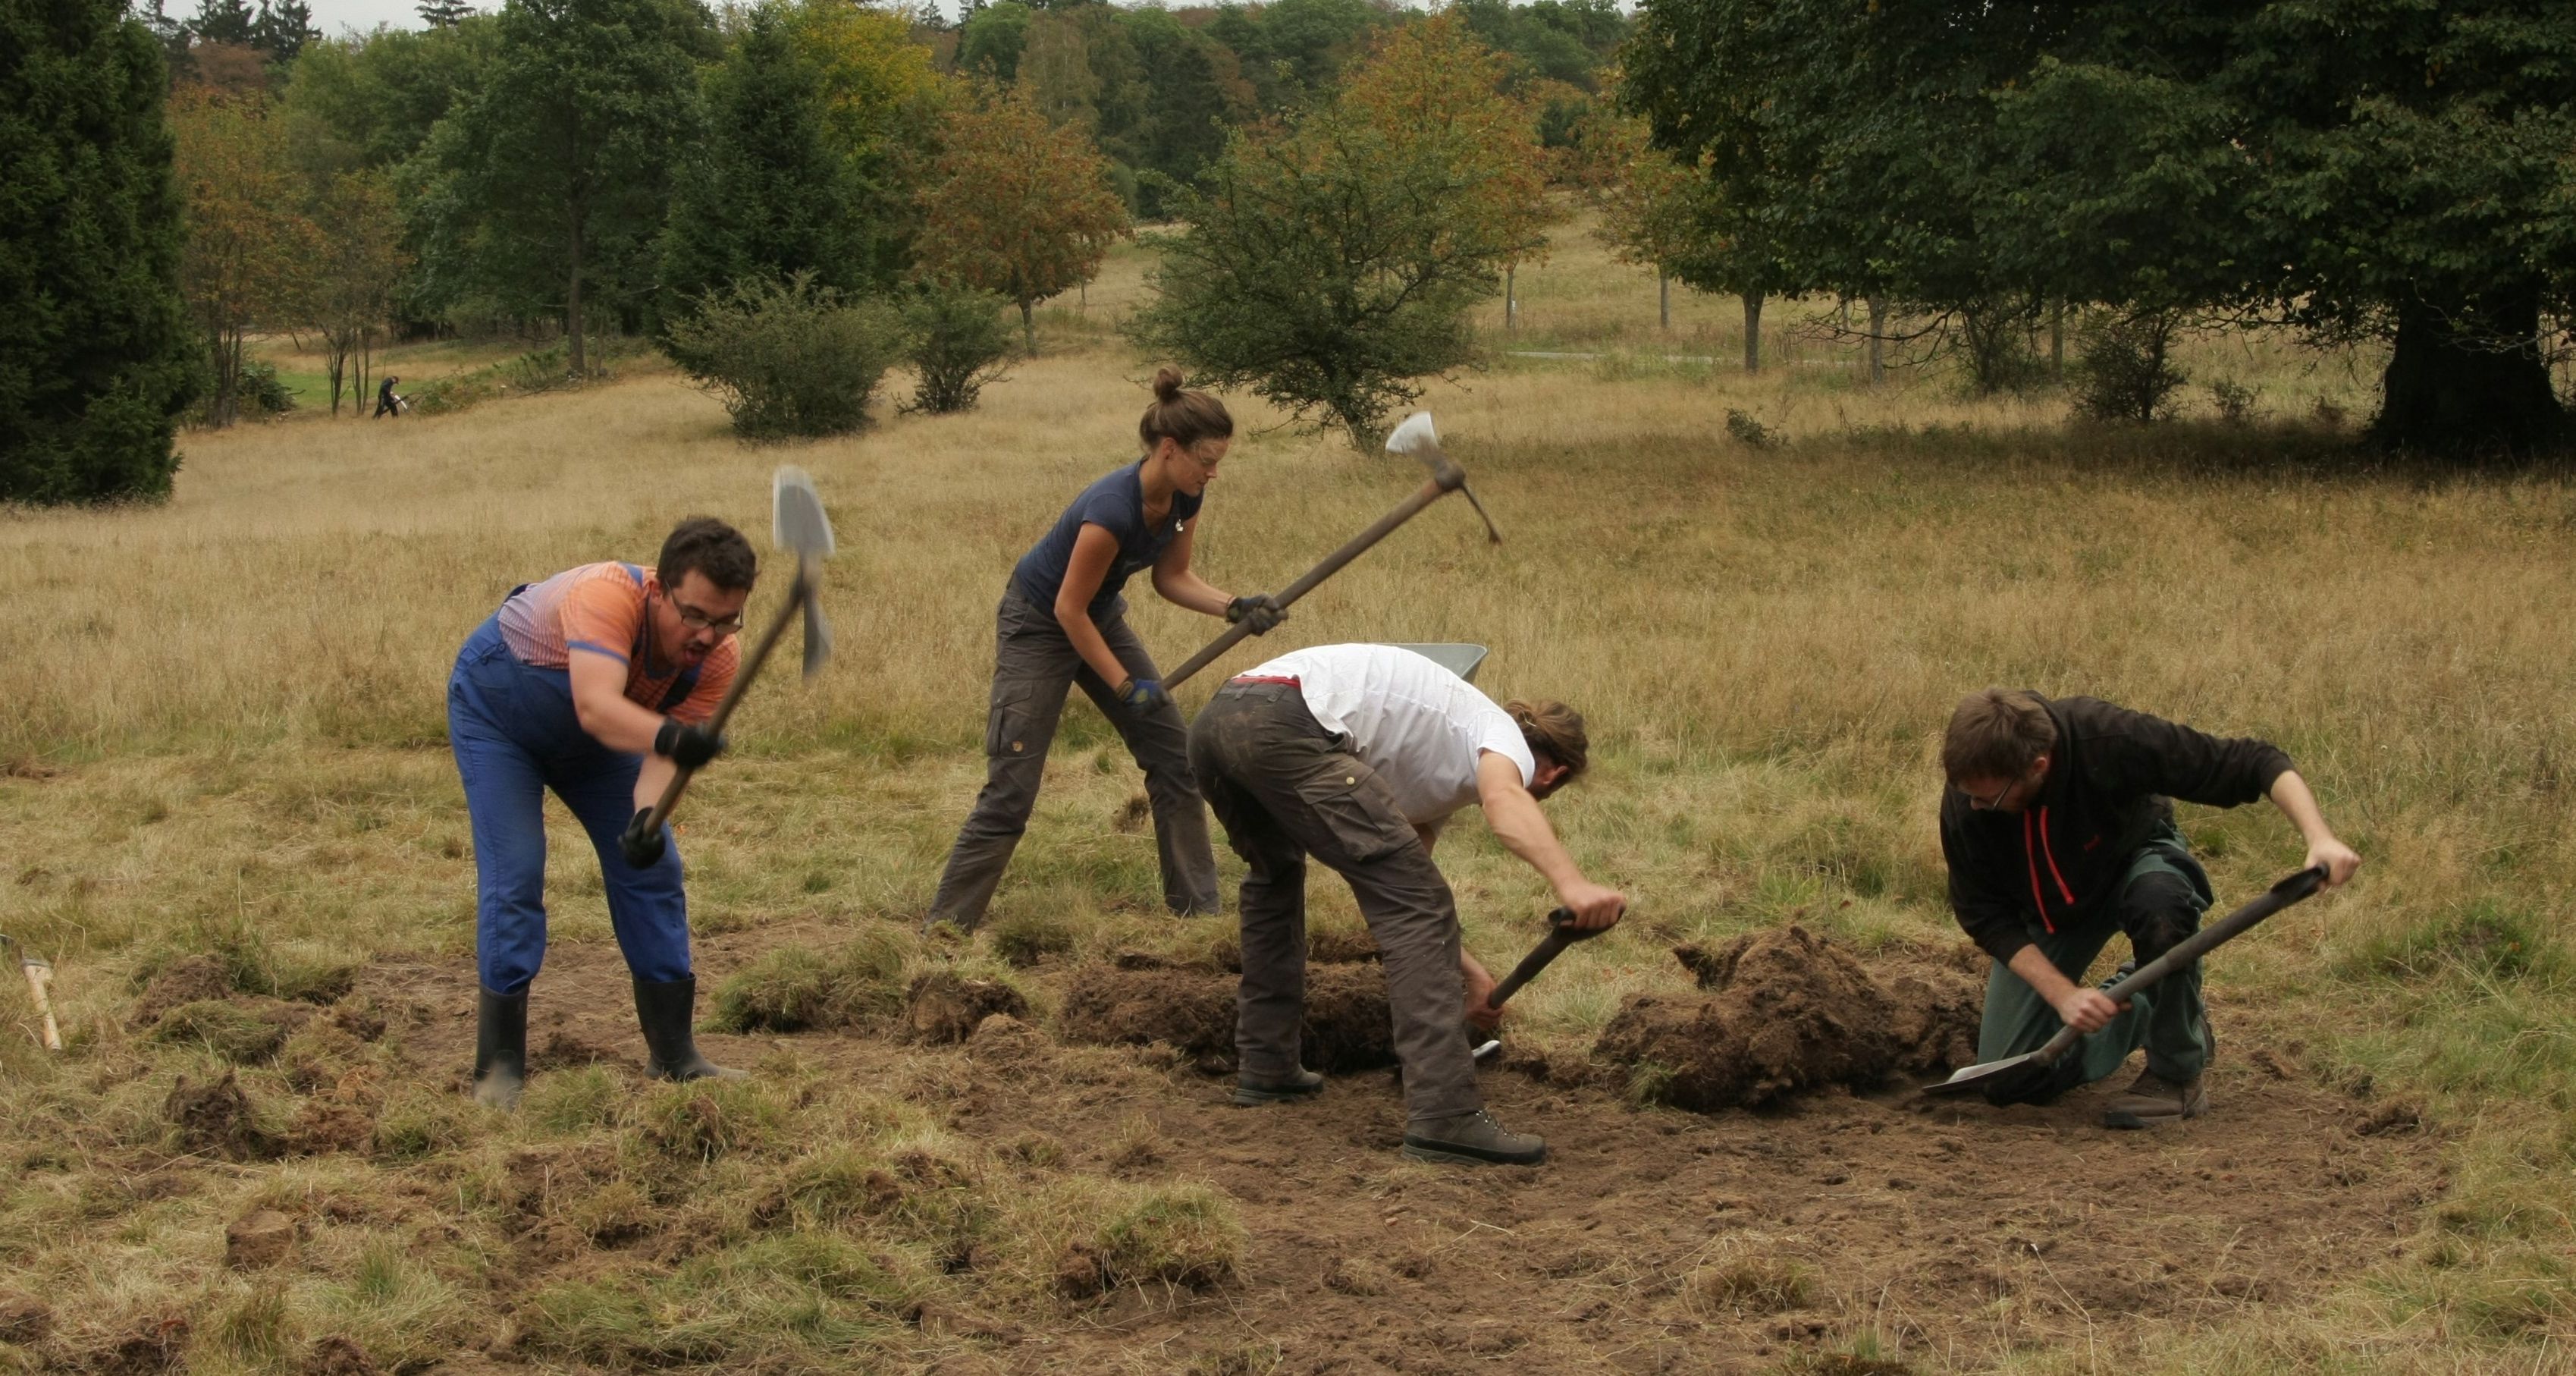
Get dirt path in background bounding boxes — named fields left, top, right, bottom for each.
left=360, top=929, right=2436, bottom=1374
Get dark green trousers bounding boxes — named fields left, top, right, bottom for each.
left=1978, top=822, right=2216, bottom=1099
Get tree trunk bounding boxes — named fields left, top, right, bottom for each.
left=2371, top=290, right=2571, bottom=457
left=1020, top=298, right=1037, bottom=354
left=1741, top=292, right=1763, bottom=373
left=566, top=198, right=587, bottom=378
left=325, top=336, right=346, bottom=416
left=1866, top=297, right=1886, bottom=387
left=1658, top=271, right=1670, bottom=332
left=1506, top=265, right=1517, bottom=333
left=2049, top=300, right=2065, bottom=378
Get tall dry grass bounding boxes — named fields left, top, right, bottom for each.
left=1, top=227, right=2571, bottom=1368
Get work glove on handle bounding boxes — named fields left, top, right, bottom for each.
left=1114, top=677, right=1171, bottom=712
left=620, top=809, right=668, bottom=869
left=1224, top=593, right=1287, bottom=636
left=654, top=719, right=725, bottom=770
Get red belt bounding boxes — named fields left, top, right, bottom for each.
left=1230, top=674, right=1301, bottom=686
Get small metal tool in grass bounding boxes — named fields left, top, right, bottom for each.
left=0, top=934, right=62, bottom=1052
left=637, top=467, right=836, bottom=838
left=1468, top=906, right=1609, bottom=1061
left=1919, top=865, right=2327, bottom=1102
left=1163, top=411, right=1500, bottom=690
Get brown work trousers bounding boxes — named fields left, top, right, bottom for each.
left=929, top=589, right=1220, bottom=928
left=1188, top=681, right=1480, bottom=1124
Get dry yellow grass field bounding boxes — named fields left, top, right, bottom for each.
left=0, top=227, right=2569, bottom=1372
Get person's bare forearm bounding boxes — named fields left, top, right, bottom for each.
left=1153, top=568, right=1231, bottom=618
left=570, top=655, right=665, bottom=754
left=633, top=754, right=677, bottom=812
left=2268, top=770, right=2363, bottom=884
left=2005, top=944, right=2076, bottom=1005
left=1483, top=786, right=1583, bottom=893
left=1053, top=602, right=1134, bottom=688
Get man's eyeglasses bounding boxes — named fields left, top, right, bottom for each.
left=670, top=598, right=744, bottom=635
left=1962, top=778, right=2016, bottom=812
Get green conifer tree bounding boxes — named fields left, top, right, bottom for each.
left=658, top=4, right=877, bottom=313
left=1, top=0, right=199, bottom=503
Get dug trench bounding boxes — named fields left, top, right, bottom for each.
left=118, top=921, right=2440, bottom=1373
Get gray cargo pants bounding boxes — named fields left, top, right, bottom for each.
left=1188, top=680, right=1480, bottom=1124
left=1977, top=822, right=2217, bottom=1101
left=928, top=589, right=1220, bottom=928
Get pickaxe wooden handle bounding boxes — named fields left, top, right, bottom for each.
left=640, top=560, right=815, bottom=836
left=1164, top=472, right=1467, bottom=690
left=1468, top=906, right=1611, bottom=1060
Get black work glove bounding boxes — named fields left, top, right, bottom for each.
left=1225, top=592, right=1287, bottom=636
left=620, top=809, right=667, bottom=868
left=654, top=718, right=726, bottom=770
left=1113, top=677, right=1172, bottom=712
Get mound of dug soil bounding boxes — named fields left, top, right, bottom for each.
left=164, top=1069, right=280, bottom=1161
left=1593, top=925, right=1979, bottom=1111
left=1057, top=963, right=1395, bottom=1073
left=904, top=972, right=1030, bottom=1045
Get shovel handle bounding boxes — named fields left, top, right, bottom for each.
left=2024, top=865, right=2328, bottom=1068
left=641, top=564, right=814, bottom=835
left=1165, top=476, right=1453, bottom=692
left=1486, top=906, right=1606, bottom=1010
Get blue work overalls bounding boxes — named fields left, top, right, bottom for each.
left=447, top=573, right=698, bottom=997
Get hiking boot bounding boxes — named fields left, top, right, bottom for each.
left=2102, top=1069, right=2208, bottom=1129
left=471, top=987, right=527, bottom=1111
left=632, top=976, right=744, bottom=1083
left=1401, top=1110, right=1546, bottom=1166
left=1232, top=1068, right=1325, bottom=1106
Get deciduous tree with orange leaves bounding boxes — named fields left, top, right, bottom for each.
left=913, top=87, right=1128, bottom=354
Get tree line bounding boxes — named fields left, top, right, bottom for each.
left=6, top=0, right=2568, bottom=504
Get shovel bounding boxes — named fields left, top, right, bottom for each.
left=1467, top=906, right=1610, bottom=1061
left=1919, top=865, right=2328, bottom=1101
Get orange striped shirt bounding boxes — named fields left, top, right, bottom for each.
left=497, top=562, right=737, bottom=723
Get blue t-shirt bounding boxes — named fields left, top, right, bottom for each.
left=1009, top=460, right=1203, bottom=618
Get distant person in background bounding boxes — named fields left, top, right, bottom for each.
left=375, top=375, right=403, bottom=417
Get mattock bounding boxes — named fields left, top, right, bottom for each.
left=1162, top=411, right=1501, bottom=691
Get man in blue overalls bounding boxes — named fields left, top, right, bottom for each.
left=447, top=517, right=753, bottom=1109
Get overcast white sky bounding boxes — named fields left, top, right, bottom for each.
left=299, top=0, right=970, bottom=36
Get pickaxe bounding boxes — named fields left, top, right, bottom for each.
left=1162, top=412, right=1501, bottom=690
left=1, top=935, right=62, bottom=1053
left=636, top=467, right=836, bottom=837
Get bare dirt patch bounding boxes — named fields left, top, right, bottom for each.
left=1059, top=960, right=1396, bottom=1073
left=284, top=930, right=2442, bottom=1369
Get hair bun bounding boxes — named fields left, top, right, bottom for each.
left=1150, top=366, right=1185, bottom=404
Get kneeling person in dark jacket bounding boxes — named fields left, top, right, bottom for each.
left=1940, top=690, right=2360, bottom=1127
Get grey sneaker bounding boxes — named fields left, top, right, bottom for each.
left=1401, top=1110, right=1545, bottom=1166
left=2102, top=1069, right=2208, bottom=1129
left=1232, top=1068, right=1325, bottom=1106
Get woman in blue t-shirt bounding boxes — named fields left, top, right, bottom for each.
left=927, top=369, right=1285, bottom=931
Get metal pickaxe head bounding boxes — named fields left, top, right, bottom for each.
left=1385, top=412, right=1501, bottom=544
left=771, top=467, right=837, bottom=677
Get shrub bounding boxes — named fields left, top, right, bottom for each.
left=2208, top=378, right=2258, bottom=424
left=240, top=360, right=297, bottom=417
left=1724, top=408, right=1777, bottom=449
left=664, top=271, right=902, bottom=440
left=900, top=281, right=1015, bottom=415
left=2072, top=309, right=2189, bottom=423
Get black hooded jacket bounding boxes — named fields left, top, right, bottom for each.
left=1941, top=696, right=2293, bottom=964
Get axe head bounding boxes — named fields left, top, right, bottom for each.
left=1384, top=412, right=1461, bottom=491
left=771, top=467, right=836, bottom=678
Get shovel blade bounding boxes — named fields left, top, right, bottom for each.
left=772, top=467, right=836, bottom=560
left=1919, top=1049, right=2054, bottom=1101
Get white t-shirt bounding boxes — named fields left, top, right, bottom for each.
left=1238, top=643, right=1536, bottom=825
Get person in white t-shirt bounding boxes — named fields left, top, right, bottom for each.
left=1186, top=642, right=1626, bottom=1166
